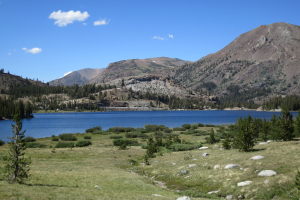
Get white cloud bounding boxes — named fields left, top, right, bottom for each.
left=152, top=36, right=165, bottom=40
left=93, top=19, right=109, bottom=26
left=22, top=47, right=42, bottom=54
left=49, top=10, right=89, bottom=27
left=168, top=34, right=174, bottom=39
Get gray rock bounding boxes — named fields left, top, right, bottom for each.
left=250, top=155, right=264, bottom=160
left=188, top=164, right=197, bottom=168
left=258, top=170, right=277, bottom=177
left=176, top=196, right=191, bottom=200
left=152, top=194, right=163, bottom=197
left=258, top=142, right=268, bottom=145
left=199, top=146, right=209, bottom=150
left=237, top=180, right=252, bottom=187
left=202, top=152, right=209, bottom=157
left=224, top=164, right=240, bottom=169
left=179, top=169, right=189, bottom=175
left=207, top=190, right=219, bottom=194
left=226, top=195, right=233, bottom=200
left=213, top=164, right=220, bottom=170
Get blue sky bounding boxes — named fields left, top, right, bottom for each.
left=1, top=0, right=300, bottom=82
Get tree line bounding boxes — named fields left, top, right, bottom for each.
left=0, top=97, right=33, bottom=119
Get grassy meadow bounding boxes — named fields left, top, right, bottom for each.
left=0, top=125, right=299, bottom=200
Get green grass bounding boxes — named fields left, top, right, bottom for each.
left=0, top=127, right=299, bottom=200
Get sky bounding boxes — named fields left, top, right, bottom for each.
left=1, top=0, right=300, bottom=82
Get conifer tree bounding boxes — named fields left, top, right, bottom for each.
left=5, top=113, right=30, bottom=183
left=279, top=108, right=294, bottom=141
left=294, top=111, right=300, bottom=137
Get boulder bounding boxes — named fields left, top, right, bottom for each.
left=176, top=196, right=191, bottom=200
left=213, top=164, right=220, bottom=170
left=237, top=181, right=252, bottom=187
left=202, top=152, right=209, bottom=157
left=224, top=164, right=240, bottom=169
left=207, top=190, right=219, bottom=194
left=250, top=155, right=264, bottom=160
left=179, top=169, right=189, bottom=175
left=199, top=146, right=209, bottom=150
left=226, top=195, right=233, bottom=200
left=258, top=170, right=277, bottom=177
left=188, top=164, right=197, bottom=168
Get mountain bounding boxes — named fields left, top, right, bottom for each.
left=0, top=71, right=45, bottom=92
left=49, top=68, right=104, bottom=86
left=171, top=22, right=300, bottom=101
left=89, top=57, right=190, bottom=84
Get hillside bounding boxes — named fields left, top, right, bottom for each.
left=171, top=22, right=300, bottom=102
left=49, top=68, right=104, bottom=86
left=0, top=71, right=45, bottom=92
left=90, top=57, right=190, bottom=84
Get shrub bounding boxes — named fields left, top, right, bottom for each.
left=205, top=129, right=219, bottom=144
left=168, top=143, right=202, bottom=151
left=85, top=126, right=102, bottom=133
left=59, top=134, right=77, bottom=141
left=164, top=128, right=172, bottom=133
left=173, top=127, right=185, bottom=131
left=55, top=142, right=75, bottom=148
left=0, top=140, right=5, bottom=146
left=84, top=135, right=92, bottom=140
left=23, top=137, right=36, bottom=142
left=125, top=132, right=138, bottom=138
left=25, top=142, right=47, bottom=148
left=51, top=136, right=59, bottom=141
left=191, top=124, right=198, bottom=129
left=76, top=140, right=92, bottom=147
left=108, top=127, right=135, bottom=133
left=110, top=135, right=123, bottom=139
left=182, top=124, right=191, bottom=130
left=112, top=139, right=139, bottom=147
left=144, top=125, right=167, bottom=132
left=197, top=123, right=205, bottom=127
left=296, top=169, right=300, bottom=190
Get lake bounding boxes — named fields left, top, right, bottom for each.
left=0, top=110, right=298, bottom=141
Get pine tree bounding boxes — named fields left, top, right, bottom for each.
left=206, top=128, right=217, bottom=144
left=294, top=112, right=300, bottom=137
left=233, top=116, right=259, bottom=152
left=279, top=108, right=294, bottom=141
left=5, top=113, right=30, bottom=183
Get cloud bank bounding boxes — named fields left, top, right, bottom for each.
left=49, top=10, right=89, bottom=27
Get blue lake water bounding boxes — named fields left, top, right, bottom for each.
left=0, top=110, right=298, bottom=141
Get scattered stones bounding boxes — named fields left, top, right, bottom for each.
left=250, top=155, right=264, bottom=160
left=224, top=164, right=240, bottom=169
left=188, top=164, right=197, bottom=168
left=199, top=146, right=209, bottom=150
left=202, top=152, right=209, bottom=157
left=237, top=181, right=252, bottom=187
left=179, top=169, right=189, bottom=175
left=226, top=195, right=233, bottom=200
left=176, top=196, right=191, bottom=200
left=207, top=190, right=219, bottom=194
left=213, top=164, right=220, bottom=170
left=258, top=170, right=277, bottom=177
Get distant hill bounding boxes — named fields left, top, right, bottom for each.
left=89, top=57, right=190, bottom=84
left=171, top=22, right=300, bottom=101
left=49, top=68, right=104, bottom=86
left=0, top=71, right=45, bottom=92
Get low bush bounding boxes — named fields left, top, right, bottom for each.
left=55, top=142, right=75, bottom=148
left=23, top=136, right=36, bottom=142
left=108, top=127, right=135, bottom=133
left=51, top=136, right=59, bottom=141
left=144, top=125, right=168, bottom=132
left=86, top=126, right=102, bottom=133
left=173, top=127, right=185, bottom=131
left=76, top=140, right=92, bottom=147
left=182, top=124, right=191, bottom=130
left=191, top=124, right=199, bottom=129
left=125, top=132, right=148, bottom=139
left=59, top=133, right=77, bottom=141
left=112, top=139, right=139, bottom=147
left=197, top=123, right=205, bottom=127
left=168, top=143, right=202, bottom=151
left=84, top=135, right=92, bottom=140
left=0, top=140, right=5, bottom=146
left=110, top=135, right=123, bottom=139
left=26, top=142, right=47, bottom=148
